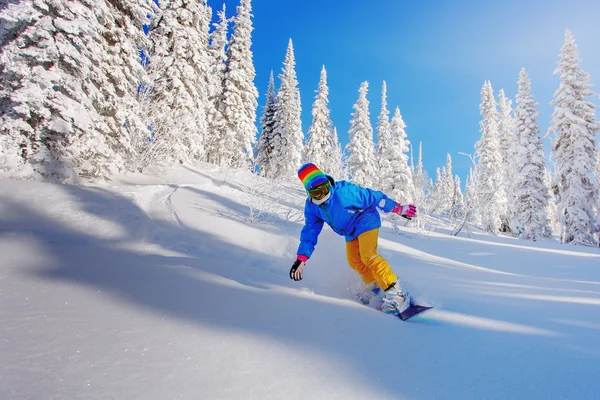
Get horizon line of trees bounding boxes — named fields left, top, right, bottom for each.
left=0, top=2, right=598, bottom=245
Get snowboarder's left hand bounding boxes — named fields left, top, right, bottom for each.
left=393, top=203, right=417, bottom=220
left=290, top=259, right=305, bottom=281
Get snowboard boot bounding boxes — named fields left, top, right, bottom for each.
left=381, top=281, right=410, bottom=315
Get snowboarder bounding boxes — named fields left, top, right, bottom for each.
left=290, top=163, right=417, bottom=315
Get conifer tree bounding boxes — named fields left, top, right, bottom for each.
left=412, top=142, right=430, bottom=208
left=381, top=107, right=414, bottom=203
left=330, top=126, right=346, bottom=180
left=464, top=168, right=479, bottom=224
left=376, top=81, right=392, bottom=191
left=440, top=154, right=455, bottom=215
left=271, top=39, right=303, bottom=180
left=545, top=168, right=560, bottom=236
left=205, top=4, right=229, bottom=163
left=347, top=81, right=376, bottom=187
left=304, top=66, right=336, bottom=175
left=0, top=0, right=155, bottom=180
left=452, top=175, right=465, bottom=220
left=549, top=30, right=599, bottom=245
left=256, top=71, right=277, bottom=177
left=474, top=81, right=504, bottom=233
left=142, top=0, right=211, bottom=168
left=212, top=0, right=258, bottom=169
left=429, top=166, right=443, bottom=213
left=511, top=68, right=551, bottom=240
left=497, top=89, right=515, bottom=230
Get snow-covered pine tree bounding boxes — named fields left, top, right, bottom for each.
left=549, top=30, right=600, bottom=246
left=271, top=39, right=303, bottom=180
left=464, top=168, right=479, bottom=224
left=346, top=81, right=376, bottom=187
left=141, top=0, right=211, bottom=168
left=449, top=167, right=479, bottom=236
left=256, top=71, right=277, bottom=177
left=452, top=175, right=465, bottom=220
left=511, top=67, right=551, bottom=240
left=0, top=0, right=155, bottom=181
left=88, top=0, right=157, bottom=176
left=381, top=106, right=414, bottom=203
left=212, top=0, right=258, bottom=169
left=545, top=168, right=560, bottom=236
left=330, top=126, right=346, bottom=180
left=474, top=80, right=504, bottom=233
left=205, top=4, right=229, bottom=164
left=375, top=81, right=392, bottom=191
left=304, top=66, right=336, bottom=175
left=497, top=89, right=515, bottom=231
left=412, top=142, right=430, bottom=209
left=440, top=154, right=455, bottom=215
left=429, top=166, right=443, bottom=214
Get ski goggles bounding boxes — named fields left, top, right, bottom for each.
left=307, top=182, right=331, bottom=200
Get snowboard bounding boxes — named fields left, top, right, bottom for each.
left=355, top=289, right=433, bottom=321
left=398, top=301, right=434, bottom=321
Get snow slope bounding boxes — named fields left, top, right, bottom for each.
left=1, top=164, right=600, bottom=400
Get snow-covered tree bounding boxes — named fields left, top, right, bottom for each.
left=256, top=71, right=277, bottom=177
left=452, top=175, right=465, bottom=220
left=0, top=0, right=155, bottom=181
left=330, top=126, right=346, bottom=180
left=375, top=81, right=392, bottom=191
left=211, top=0, right=258, bottom=169
left=429, top=166, right=444, bottom=213
left=497, top=88, right=515, bottom=230
left=474, top=81, right=504, bottom=233
left=380, top=107, right=414, bottom=203
left=545, top=168, right=560, bottom=236
left=449, top=167, right=479, bottom=236
left=140, top=0, right=211, bottom=168
left=463, top=168, right=479, bottom=225
left=549, top=30, right=599, bottom=246
left=346, top=81, right=376, bottom=187
left=412, top=142, right=430, bottom=207
left=439, top=154, right=455, bottom=215
left=205, top=4, right=229, bottom=163
left=304, top=66, right=337, bottom=176
left=270, top=39, right=303, bottom=180
left=510, top=68, right=551, bottom=240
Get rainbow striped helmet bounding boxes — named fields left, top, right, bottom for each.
left=298, top=163, right=329, bottom=191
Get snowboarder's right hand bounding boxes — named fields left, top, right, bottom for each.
left=290, top=259, right=305, bottom=281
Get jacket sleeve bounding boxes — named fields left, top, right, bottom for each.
left=348, top=183, right=397, bottom=213
left=297, top=203, right=324, bottom=259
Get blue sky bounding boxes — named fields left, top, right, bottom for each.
left=211, top=0, right=600, bottom=182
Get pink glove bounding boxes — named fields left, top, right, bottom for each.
left=392, top=203, right=417, bottom=220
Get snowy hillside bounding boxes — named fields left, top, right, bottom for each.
left=1, top=164, right=600, bottom=400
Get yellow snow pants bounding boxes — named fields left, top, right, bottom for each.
left=345, top=228, right=398, bottom=290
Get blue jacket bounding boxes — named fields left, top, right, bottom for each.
left=297, top=177, right=397, bottom=259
